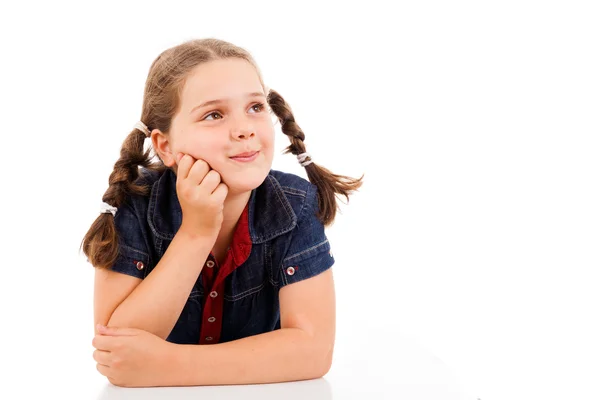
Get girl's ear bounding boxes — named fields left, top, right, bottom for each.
left=151, top=129, right=176, bottom=167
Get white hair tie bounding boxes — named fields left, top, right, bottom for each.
left=133, top=121, right=151, bottom=137
left=100, top=202, right=117, bottom=217
left=296, top=152, right=313, bottom=167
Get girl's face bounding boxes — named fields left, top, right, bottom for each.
left=160, top=58, right=275, bottom=195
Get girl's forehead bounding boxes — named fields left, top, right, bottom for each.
left=182, top=72, right=264, bottom=112
left=184, top=59, right=259, bottom=92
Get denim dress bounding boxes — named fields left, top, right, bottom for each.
left=109, top=167, right=335, bottom=344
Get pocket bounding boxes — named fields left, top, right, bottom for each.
left=225, top=260, right=267, bottom=301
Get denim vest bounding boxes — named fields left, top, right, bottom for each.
left=110, top=167, right=334, bottom=344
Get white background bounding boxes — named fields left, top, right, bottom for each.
left=0, top=1, right=598, bottom=399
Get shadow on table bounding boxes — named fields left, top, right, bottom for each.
left=96, top=377, right=332, bottom=400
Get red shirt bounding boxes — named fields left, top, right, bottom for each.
left=199, top=203, right=252, bottom=344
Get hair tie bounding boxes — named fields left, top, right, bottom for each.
left=296, top=152, right=313, bottom=167
left=133, top=121, right=151, bottom=137
left=100, top=202, right=117, bottom=217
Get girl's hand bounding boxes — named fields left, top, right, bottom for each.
left=92, top=325, right=179, bottom=387
left=175, top=153, right=229, bottom=239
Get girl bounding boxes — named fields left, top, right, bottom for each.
left=81, top=38, right=363, bottom=388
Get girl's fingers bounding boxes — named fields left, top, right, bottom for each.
left=198, top=170, right=222, bottom=194
left=92, top=334, right=113, bottom=351
left=212, top=182, right=229, bottom=200
left=93, top=349, right=111, bottom=366
left=187, top=158, right=210, bottom=186
left=176, top=154, right=194, bottom=180
left=96, top=363, right=113, bottom=379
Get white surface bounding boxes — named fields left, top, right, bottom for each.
left=8, top=317, right=475, bottom=399
left=1, top=1, right=599, bottom=399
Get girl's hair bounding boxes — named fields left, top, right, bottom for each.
left=81, top=38, right=363, bottom=269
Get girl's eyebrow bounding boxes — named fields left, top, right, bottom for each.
left=189, top=92, right=266, bottom=114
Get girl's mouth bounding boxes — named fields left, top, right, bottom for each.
left=230, top=151, right=259, bottom=162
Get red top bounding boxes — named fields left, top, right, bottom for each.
left=198, top=202, right=252, bottom=344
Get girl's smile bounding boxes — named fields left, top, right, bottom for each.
left=230, top=150, right=259, bottom=162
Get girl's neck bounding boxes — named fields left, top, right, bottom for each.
left=222, top=189, right=252, bottom=226
left=212, top=189, right=252, bottom=261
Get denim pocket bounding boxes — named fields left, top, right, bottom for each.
left=225, top=260, right=267, bottom=302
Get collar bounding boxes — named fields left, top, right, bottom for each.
left=147, top=168, right=297, bottom=244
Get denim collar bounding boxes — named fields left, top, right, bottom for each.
left=147, top=168, right=297, bottom=244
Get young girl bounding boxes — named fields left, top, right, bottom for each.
left=81, top=38, right=363, bottom=388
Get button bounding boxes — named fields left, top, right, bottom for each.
left=206, top=260, right=215, bottom=268
left=136, top=261, right=144, bottom=271
left=205, top=337, right=213, bottom=341
left=208, top=317, right=216, bottom=323
left=210, top=291, right=218, bottom=298
left=286, top=266, right=295, bottom=276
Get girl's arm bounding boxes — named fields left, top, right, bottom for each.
left=102, top=230, right=213, bottom=340
left=172, top=268, right=336, bottom=385
left=99, top=154, right=224, bottom=339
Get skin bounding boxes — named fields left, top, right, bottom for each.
left=150, top=58, right=276, bottom=258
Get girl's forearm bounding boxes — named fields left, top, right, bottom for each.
left=173, top=327, right=333, bottom=386
left=108, top=230, right=214, bottom=340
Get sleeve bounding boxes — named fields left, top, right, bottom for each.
left=110, top=201, right=151, bottom=280
left=279, top=183, right=335, bottom=286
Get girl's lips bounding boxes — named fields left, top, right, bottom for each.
left=230, top=151, right=259, bottom=162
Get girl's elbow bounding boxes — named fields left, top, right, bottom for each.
left=313, top=344, right=334, bottom=378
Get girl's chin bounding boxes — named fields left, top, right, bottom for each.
left=223, top=174, right=268, bottom=193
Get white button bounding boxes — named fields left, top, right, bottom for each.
left=136, top=261, right=144, bottom=271
left=286, top=266, right=295, bottom=276
left=208, top=317, right=216, bottom=323
left=205, top=337, right=213, bottom=341
left=210, top=291, right=218, bottom=298
left=206, top=260, right=215, bottom=268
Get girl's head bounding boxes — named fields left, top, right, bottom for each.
left=147, top=49, right=275, bottom=195
left=82, top=38, right=363, bottom=269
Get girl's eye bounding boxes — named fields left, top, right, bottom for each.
left=201, top=102, right=265, bottom=121
left=250, top=102, right=265, bottom=113
left=203, top=111, right=222, bottom=121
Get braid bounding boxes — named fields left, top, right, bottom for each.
left=103, top=129, right=154, bottom=207
left=267, top=89, right=364, bottom=226
left=81, top=128, right=159, bottom=269
left=267, top=90, right=308, bottom=157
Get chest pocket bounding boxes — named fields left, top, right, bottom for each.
left=224, top=254, right=269, bottom=302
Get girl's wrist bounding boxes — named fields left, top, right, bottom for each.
left=177, top=223, right=218, bottom=244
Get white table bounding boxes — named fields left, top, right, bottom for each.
left=9, top=326, right=476, bottom=399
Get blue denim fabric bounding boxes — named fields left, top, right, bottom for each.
left=110, top=167, right=334, bottom=344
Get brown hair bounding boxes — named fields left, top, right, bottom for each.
left=80, top=38, right=363, bottom=269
